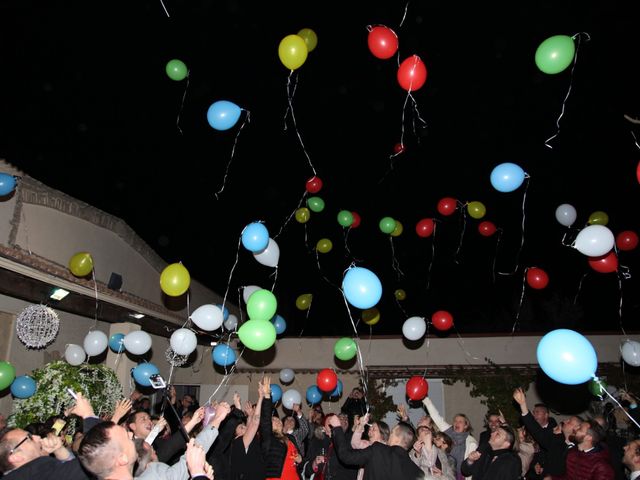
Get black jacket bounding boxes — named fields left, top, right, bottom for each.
left=260, top=397, right=300, bottom=478
left=3, top=456, right=89, bottom=480
left=303, top=430, right=358, bottom=480
left=461, top=444, right=521, bottom=480
left=521, top=411, right=570, bottom=476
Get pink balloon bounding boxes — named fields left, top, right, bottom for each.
left=203, top=404, right=216, bottom=426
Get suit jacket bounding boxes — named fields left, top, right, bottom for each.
left=3, top=456, right=89, bottom=480
left=521, top=411, right=569, bottom=476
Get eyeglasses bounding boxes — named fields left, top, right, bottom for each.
left=10, top=433, right=32, bottom=454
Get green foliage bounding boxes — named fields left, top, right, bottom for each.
left=364, top=377, right=398, bottom=420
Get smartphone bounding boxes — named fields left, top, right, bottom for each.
left=149, top=374, right=167, bottom=389
left=66, top=388, right=78, bottom=400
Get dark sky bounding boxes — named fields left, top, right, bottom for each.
left=1, top=0, right=639, bottom=338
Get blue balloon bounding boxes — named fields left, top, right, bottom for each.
left=270, top=384, right=283, bottom=403
left=537, top=329, right=598, bottom=385
left=342, top=267, right=383, bottom=309
left=241, top=222, right=269, bottom=253
left=330, top=379, right=343, bottom=398
left=219, top=305, right=230, bottom=321
left=11, top=375, right=36, bottom=399
left=132, top=363, right=160, bottom=387
left=306, top=385, right=323, bottom=405
left=490, top=162, right=526, bottom=193
left=109, top=333, right=125, bottom=353
left=207, top=100, right=242, bottom=131
left=272, top=314, right=286, bottom=335
left=212, top=344, right=236, bottom=367
left=0, top=173, right=16, bottom=196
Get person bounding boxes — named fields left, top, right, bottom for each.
left=433, top=432, right=457, bottom=474
left=341, top=388, right=367, bottom=427
left=410, top=426, right=455, bottom=480
left=622, top=438, right=640, bottom=479
left=460, top=424, right=521, bottom=480
left=477, top=412, right=502, bottom=447
left=562, top=419, right=614, bottom=479
left=515, top=426, right=535, bottom=478
left=227, top=389, right=265, bottom=480
left=303, top=413, right=359, bottom=480
left=351, top=413, right=390, bottom=480
left=283, top=402, right=310, bottom=458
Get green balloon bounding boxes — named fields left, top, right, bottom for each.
left=588, top=378, right=607, bottom=397
left=246, top=289, right=277, bottom=321
left=238, top=320, right=277, bottom=351
left=0, top=361, right=16, bottom=390
left=337, top=210, right=354, bottom=227
left=307, top=196, right=325, bottom=213
left=166, top=59, right=188, bottom=81
left=535, top=35, right=575, bottom=74
left=334, top=337, right=357, bottom=361
left=379, top=216, right=396, bottom=234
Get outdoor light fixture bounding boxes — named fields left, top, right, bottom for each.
left=49, top=288, right=70, bottom=301
left=129, top=312, right=145, bottom=319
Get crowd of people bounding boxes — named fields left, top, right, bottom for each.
left=1, top=381, right=640, bottom=479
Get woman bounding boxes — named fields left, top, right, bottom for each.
left=516, top=426, right=535, bottom=478
left=411, top=426, right=455, bottom=480
left=228, top=388, right=265, bottom=480
left=351, top=413, right=390, bottom=480
left=434, top=431, right=457, bottom=474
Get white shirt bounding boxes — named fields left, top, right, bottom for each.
left=630, top=470, right=640, bottom=480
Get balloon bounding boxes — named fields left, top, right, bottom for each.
left=393, top=143, right=405, bottom=154
left=437, top=197, right=457, bottom=216
left=0, top=361, right=16, bottom=390
left=403, top=316, right=426, bottom=341
left=170, top=328, right=197, bottom=356
left=241, top=222, right=270, bottom=253
left=526, top=267, right=549, bottom=289
left=616, top=231, right=639, bottom=251
left=316, top=238, right=333, bottom=253
left=478, top=221, right=497, bottom=237
left=247, top=289, right=277, bottom=321
left=588, top=252, right=618, bottom=274
left=270, top=384, right=283, bottom=403
left=0, top=173, right=17, bottom=196
left=391, top=221, right=404, bottom=237
left=165, top=59, right=188, bottom=81
left=342, top=267, right=382, bottom=309
left=212, top=344, right=236, bottom=367
left=394, top=289, right=406, bottom=301
left=306, top=385, right=323, bottom=405
left=316, top=368, right=338, bottom=392
left=83, top=330, right=108, bottom=356
left=295, top=207, right=311, bottom=223
left=588, top=378, right=607, bottom=397
left=588, top=211, right=609, bottom=226
left=160, top=263, right=190, bottom=296
left=278, top=34, right=308, bottom=70
left=467, top=201, right=486, bottom=219
left=638, top=161, right=640, bottom=184
left=406, top=376, right=429, bottom=401
left=297, top=28, right=318, bottom=52
left=350, top=211, right=361, bottom=228
left=191, top=304, right=224, bottom=331
left=132, top=363, right=160, bottom=387
left=237, top=319, right=276, bottom=351
left=574, top=225, right=615, bottom=257
left=216, top=304, right=230, bottom=321
left=307, top=196, right=325, bottom=213
left=296, top=293, right=312, bottom=310
left=254, top=238, right=280, bottom=267
left=337, top=210, right=354, bottom=228
left=367, top=25, right=398, bottom=59
left=379, top=217, right=396, bottom=234
left=243, top=285, right=261, bottom=304
left=203, top=404, right=217, bottom=426
left=123, top=330, right=152, bottom=356
left=537, top=329, right=597, bottom=384
left=331, top=379, right=343, bottom=398
left=306, top=176, right=323, bottom=193
left=490, top=163, right=526, bottom=192
left=65, top=344, right=86, bottom=366
left=362, top=307, right=380, bottom=326
left=555, top=203, right=577, bottom=227
left=416, top=218, right=435, bottom=238
left=207, top=100, right=242, bottom=131
left=224, top=314, right=238, bottom=331
left=11, top=375, right=36, bottom=399
left=334, top=337, right=357, bottom=361
left=397, top=55, right=427, bottom=91
left=69, top=252, right=94, bottom=277
left=621, top=340, right=640, bottom=367
left=432, top=311, right=453, bottom=331
left=282, top=389, right=302, bottom=410
left=109, top=333, right=125, bottom=353
left=535, top=35, right=575, bottom=74
left=271, top=314, right=287, bottom=335
left=280, top=368, right=295, bottom=383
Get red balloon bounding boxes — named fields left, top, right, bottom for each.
left=415, top=218, right=435, bottom=238
left=526, top=267, right=549, bottom=289
left=432, top=310, right=453, bottom=331
left=393, top=143, right=405, bottom=154
left=306, top=176, right=323, bottom=194
left=637, top=161, right=640, bottom=184
left=616, top=230, right=639, bottom=251
left=351, top=211, right=361, bottom=229
left=367, top=25, right=399, bottom=60
left=478, top=221, right=497, bottom=237
left=406, top=376, right=429, bottom=401
left=437, top=197, right=457, bottom=216
left=588, top=251, right=618, bottom=273
left=316, top=368, right=338, bottom=392
left=397, top=55, right=427, bottom=91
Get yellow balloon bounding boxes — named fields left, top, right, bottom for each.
left=588, top=210, right=609, bottom=226
left=394, top=289, right=407, bottom=301
left=390, top=220, right=404, bottom=237
left=69, top=252, right=94, bottom=277
left=278, top=34, right=308, bottom=70
left=160, top=262, right=191, bottom=297
left=297, top=28, right=318, bottom=52
left=316, top=238, right=333, bottom=253
left=467, top=201, right=486, bottom=219
left=295, top=207, right=311, bottom=223
left=296, top=293, right=313, bottom=310
left=362, top=307, right=380, bottom=326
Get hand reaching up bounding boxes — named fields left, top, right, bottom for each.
left=185, top=438, right=207, bottom=478
left=111, top=398, right=132, bottom=424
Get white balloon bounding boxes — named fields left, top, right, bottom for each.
left=224, top=314, right=238, bottom=331
left=243, top=285, right=261, bottom=304
left=65, top=344, right=86, bottom=366
left=191, top=304, right=224, bottom=331
left=83, top=330, right=108, bottom=356
left=621, top=340, right=640, bottom=367
left=402, top=316, right=426, bottom=341
left=282, top=389, right=302, bottom=410
left=170, top=328, right=197, bottom=356
left=279, top=368, right=295, bottom=383
left=574, top=225, right=615, bottom=257
left=123, top=330, right=152, bottom=356
left=555, top=203, right=577, bottom=227
left=253, top=238, right=280, bottom=267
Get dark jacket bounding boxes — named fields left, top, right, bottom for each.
left=3, top=456, right=89, bottom=480
left=521, top=411, right=569, bottom=476
left=303, top=430, right=358, bottom=480
left=558, top=445, right=614, bottom=480
left=208, top=407, right=247, bottom=480
left=260, top=397, right=299, bottom=478
left=461, top=444, right=521, bottom=480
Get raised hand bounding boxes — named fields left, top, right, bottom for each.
left=69, top=392, right=95, bottom=419
left=397, top=404, right=409, bottom=421
left=233, top=392, right=242, bottom=410
left=111, top=398, right=133, bottom=424
left=185, top=438, right=207, bottom=477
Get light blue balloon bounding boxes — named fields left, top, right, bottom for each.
left=215, top=304, right=230, bottom=321
left=109, top=333, right=125, bottom=353
left=490, top=162, right=526, bottom=192
left=207, top=100, right=242, bottom=131
left=212, top=344, right=236, bottom=367
left=330, top=379, right=343, bottom=398
left=536, top=329, right=598, bottom=385
left=270, top=384, right=283, bottom=403
left=306, top=385, right=323, bottom=405
left=132, top=363, right=160, bottom=387
left=241, top=222, right=269, bottom=253
left=11, top=375, right=36, bottom=399
left=272, top=314, right=286, bottom=335
left=0, top=173, right=17, bottom=196
left=342, top=267, right=382, bottom=309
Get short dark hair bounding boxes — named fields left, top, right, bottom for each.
left=585, top=419, right=605, bottom=445
left=499, top=424, right=517, bottom=450
left=435, top=431, right=453, bottom=453
left=375, top=421, right=390, bottom=442
left=125, top=411, right=146, bottom=429
left=533, top=403, right=549, bottom=413
left=78, top=421, right=120, bottom=479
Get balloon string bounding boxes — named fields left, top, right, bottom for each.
left=340, top=291, right=369, bottom=413
left=596, top=377, right=640, bottom=430
left=453, top=326, right=480, bottom=364
left=492, top=229, right=504, bottom=283
left=618, top=271, right=627, bottom=336
left=283, top=71, right=299, bottom=130
left=304, top=223, right=311, bottom=252
left=176, top=72, right=190, bottom=135
left=274, top=191, right=307, bottom=240
left=343, top=228, right=353, bottom=259
left=158, top=0, right=170, bottom=17
left=389, top=237, right=404, bottom=279
left=222, top=234, right=243, bottom=313
left=284, top=70, right=317, bottom=176
left=394, top=297, right=408, bottom=318
left=91, top=268, right=99, bottom=330
left=270, top=266, right=279, bottom=293
left=214, top=110, right=251, bottom=199
left=425, top=222, right=437, bottom=291
left=454, top=203, right=468, bottom=264
left=315, top=250, right=341, bottom=290
left=622, top=359, right=629, bottom=393
left=506, top=268, right=528, bottom=351
left=207, top=347, right=245, bottom=404
left=410, top=94, right=428, bottom=140
left=114, top=350, right=123, bottom=371
left=631, top=131, right=640, bottom=151
left=573, top=272, right=588, bottom=304
left=423, top=319, right=431, bottom=377
left=497, top=176, right=529, bottom=275
left=398, top=1, right=410, bottom=27
left=298, top=299, right=313, bottom=338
